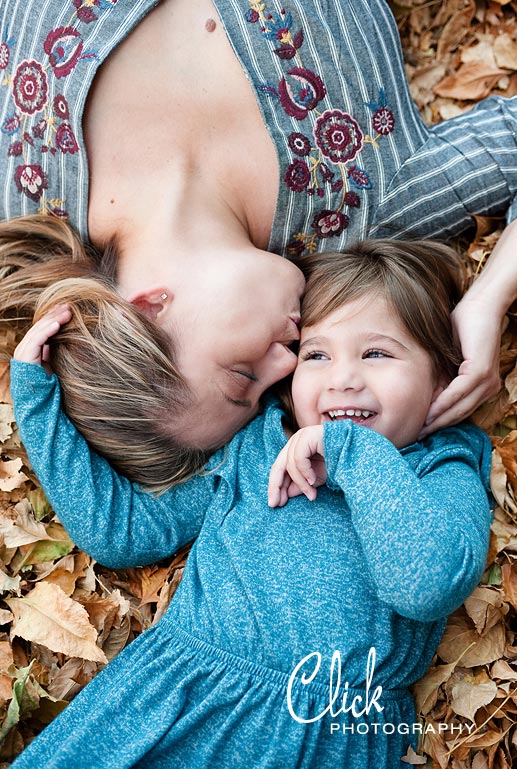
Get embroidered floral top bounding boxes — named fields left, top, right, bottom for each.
left=2, top=0, right=517, bottom=256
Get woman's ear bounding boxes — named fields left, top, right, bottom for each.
left=127, top=288, right=171, bottom=321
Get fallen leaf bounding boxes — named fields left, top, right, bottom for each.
left=401, top=744, right=427, bottom=764
left=434, top=56, right=510, bottom=100
left=0, top=459, right=28, bottom=493
left=0, top=501, right=53, bottom=548
left=438, top=613, right=506, bottom=667
left=449, top=669, right=498, bottom=720
left=6, top=582, right=107, bottom=663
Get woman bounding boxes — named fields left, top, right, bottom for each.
left=1, top=0, right=515, bottom=443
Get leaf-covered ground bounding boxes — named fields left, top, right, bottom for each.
left=1, top=2, right=517, bottom=766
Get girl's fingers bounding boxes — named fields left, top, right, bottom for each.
left=13, top=306, right=72, bottom=365
left=268, top=446, right=290, bottom=507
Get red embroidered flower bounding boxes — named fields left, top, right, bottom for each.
left=343, top=191, right=360, bottom=208
left=0, top=41, right=10, bottom=70
left=53, top=94, right=70, bottom=119
left=32, top=119, right=47, bottom=139
left=44, top=27, right=84, bottom=79
left=12, top=60, right=48, bottom=115
left=14, top=164, right=48, bottom=202
left=278, top=67, right=326, bottom=121
left=347, top=165, right=372, bottom=190
left=314, top=110, right=363, bottom=165
left=73, top=0, right=98, bottom=24
left=56, top=122, right=79, bottom=154
left=284, top=159, right=310, bottom=192
left=8, top=142, right=22, bottom=157
left=311, top=209, right=349, bottom=238
left=246, top=9, right=260, bottom=23
left=288, top=132, right=311, bottom=157
left=372, top=107, right=395, bottom=136
left=2, top=114, right=20, bottom=135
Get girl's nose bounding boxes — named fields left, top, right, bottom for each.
left=327, top=363, right=364, bottom=392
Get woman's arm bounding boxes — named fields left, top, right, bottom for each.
left=422, top=219, right=517, bottom=435
left=10, top=315, right=216, bottom=569
left=269, top=422, right=492, bottom=622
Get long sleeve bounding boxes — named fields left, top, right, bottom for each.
left=371, top=95, right=517, bottom=241
left=323, top=420, right=493, bottom=623
left=9, top=360, right=217, bottom=568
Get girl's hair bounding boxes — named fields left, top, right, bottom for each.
left=279, top=239, right=464, bottom=426
left=0, top=215, right=209, bottom=493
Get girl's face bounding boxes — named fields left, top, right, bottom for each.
left=165, top=249, right=305, bottom=448
left=292, top=292, right=444, bottom=448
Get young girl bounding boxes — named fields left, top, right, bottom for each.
left=8, top=240, right=492, bottom=769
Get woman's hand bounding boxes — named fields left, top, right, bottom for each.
left=13, top=305, right=72, bottom=367
left=420, top=295, right=502, bottom=438
left=268, top=425, right=327, bottom=507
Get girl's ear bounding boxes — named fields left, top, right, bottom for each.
left=127, top=288, right=171, bottom=321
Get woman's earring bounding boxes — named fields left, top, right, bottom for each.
left=160, top=292, right=168, bottom=301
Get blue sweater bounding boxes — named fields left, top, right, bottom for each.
left=9, top=359, right=493, bottom=769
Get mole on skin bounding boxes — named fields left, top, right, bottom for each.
left=205, top=18, right=216, bottom=32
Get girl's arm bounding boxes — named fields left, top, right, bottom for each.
left=269, top=422, right=492, bottom=623
left=10, top=312, right=216, bottom=569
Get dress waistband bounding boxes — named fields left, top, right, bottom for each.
left=166, top=621, right=410, bottom=704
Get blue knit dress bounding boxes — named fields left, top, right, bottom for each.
left=9, top=361, right=492, bottom=768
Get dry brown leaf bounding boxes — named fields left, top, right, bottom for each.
left=464, top=587, right=508, bottom=633
left=500, top=562, right=517, bottom=610
left=6, top=582, right=107, bottom=664
left=493, top=32, right=517, bottom=70
left=400, top=744, right=427, bottom=764
left=449, top=670, right=498, bottom=721
left=436, top=3, right=476, bottom=60
left=0, top=501, right=53, bottom=549
left=491, top=658, right=517, bottom=681
left=438, top=613, right=506, bottom=667
left=0, top=460, right=28, bottom=494
left=434, top=56, right=510, bottom=100
left=413, top=656, right=465, bottom=715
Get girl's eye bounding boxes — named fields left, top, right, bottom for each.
left=363, top=349, right=390, bottom=359
left=299, top=350, right=329, bottom=361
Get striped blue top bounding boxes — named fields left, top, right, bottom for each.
left=1, top=0, right=517, bottom=255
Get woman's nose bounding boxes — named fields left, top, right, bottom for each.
left=257, top=342, right=297, bottom=391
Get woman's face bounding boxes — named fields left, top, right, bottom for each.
left=165, top=250, right=305, bottom=448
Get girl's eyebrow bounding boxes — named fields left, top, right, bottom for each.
left=299, top=331, right=410, bottom=352
left=298, top=335, right=327, bottom=351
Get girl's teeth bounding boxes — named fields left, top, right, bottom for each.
left=328, top=409, right=374, bottom=420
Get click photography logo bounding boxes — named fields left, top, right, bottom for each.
left=286, top=647, right=476, bottom=737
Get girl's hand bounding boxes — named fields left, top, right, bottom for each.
left=420, top=296, right=501, bottom=437
left=268, top=425, right=327, bottom=507
left=13, top=305, right=72, bottom=367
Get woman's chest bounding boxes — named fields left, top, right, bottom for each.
left=83, top=0, right=278, bottom=248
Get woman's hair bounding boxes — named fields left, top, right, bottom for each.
left=0, top=215, right=209, bottom=493
left=278, top=239, right=464, bottom=426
